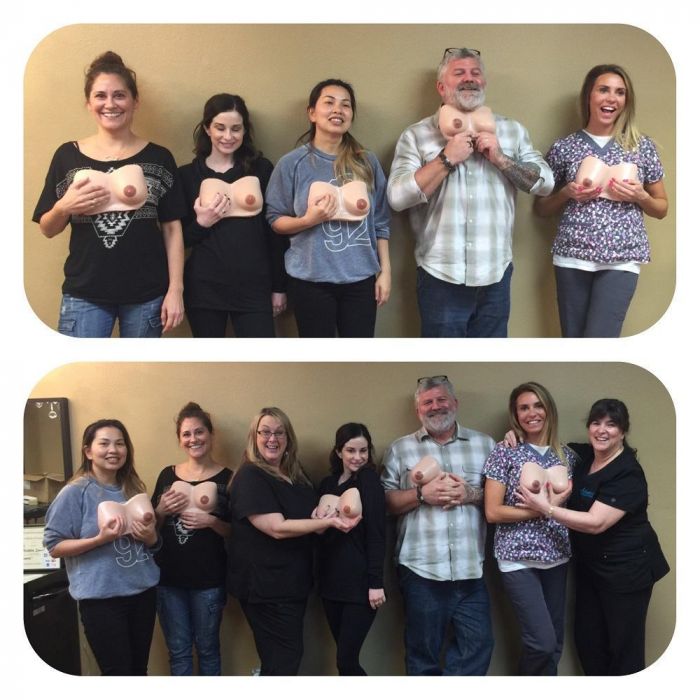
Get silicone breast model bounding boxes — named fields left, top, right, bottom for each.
left=73, top=164, right=148, bottom=213
left=314, top=487, right=363, bottom=518
left=199, top=176, right=263, bottom=217
left=409, top=455, right=443, bottom=486
left=519, top=462, right=569, bottom=494
left=438, top=104, right=496, bottom=139
left=97, top=493, right=155, bottom=535
left=167, top=480, right=218, bottom=514
left=307, top=180, right=370, bottom=221
left=575, top=156, right=638, bottom=201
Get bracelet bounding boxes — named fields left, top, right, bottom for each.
left=438, top=148, right=456, bottom=173
left=416, top=484, right=425, bottom=505
left=546, top=505, right=554, bottom=518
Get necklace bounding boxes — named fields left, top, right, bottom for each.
left=96, top=137, right=135, bottom=162
left=590, top=446, right=623, bottom=473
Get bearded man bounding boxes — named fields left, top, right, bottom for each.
left=381, top=375, right=496, bottom=675
left=387, top=48, right=554, bottom=337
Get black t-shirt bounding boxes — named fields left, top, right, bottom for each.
left=317, top=468, right=386, bottom=604
left=179, top=156, right=288, bottom=312
left=227, top=463, right=317, bottom=602
left=151, top=465, right=233, bottom=589
left=33, top=141, right=187, bottom=304
left=568, top=443, right=669, bottom=592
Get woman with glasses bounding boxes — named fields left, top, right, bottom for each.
left=178, top=93, right=288, bottom=337
left=33, top=50, right=186, bottom=337
left=265, top=78, right=391, bottom=337
left=227, top=407, right=360, bottom=675
left=534, top=64, right=668, bottom=337
left=151, top=402, right=232, bottom=675
left=314, top=423, right=386, bottom=675
left=483, top=382, right=576, bottom=675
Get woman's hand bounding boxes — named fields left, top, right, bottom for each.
left=514, top=483, right=550, bottom=515
left=131, top=518, right=158, bottom=546
left=561, top=180, right=601, bottom=203
left=330, top=513, right=362, bottom=533
left=194, top=193, right=230, bottom=228
left=607, top=178, right=648, bottom=204
left=59, top=176, right=111, bottom=217
left=369, top=588, right=386, bottom=610
left=375, top=270, right=391, bottom=306
left=303, top=193, right=338, bottom=226
left=179, top=510, right=215, bottom=531
left=160, top=287, right=185, bottom=333
left=156, top=488, right=189, bottom=516
left=501, top=430, right=520, bottom=448
left=97, top=515, right=125, bottom=543
left=271, top=292, right=287, bottom=317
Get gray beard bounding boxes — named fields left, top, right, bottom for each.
left=422, top=410, right=457, bottom=435
left=453, top=88, right=485, bottom=111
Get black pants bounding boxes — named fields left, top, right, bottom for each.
left=288, top=275, right=377, bottom=337
left=574, top=567, right=653, bottom=675
left=322, top=598, right=377, bottom=675
left=239, top=599, right=307, bottom=675
left=78, top=587, right=157, bottom=675
left=186, top=306, right=275, bottom=338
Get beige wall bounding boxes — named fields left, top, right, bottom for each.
left=27, top=361, right=675, bottom=675
left=23, top=24, right=675, bottom=338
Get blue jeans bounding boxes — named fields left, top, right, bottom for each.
left=156, top=585, right=226, bottom=675
left=58, top=293, right=164, bottom=337
left=398, top=566, right=494, bottom=675
left=416, top=265, right=512, bottom=337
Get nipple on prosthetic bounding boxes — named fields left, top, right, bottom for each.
left=123, top=185, right=137, bottom=198
left=452, top=118, right=463, bottom=129
left=245, top=194, right=257, bottom=206
left=356, top=198, right=368, bottom=211
left=198, top=494, right=210, bottom=506
left=529, top=479, right=542, bottom=493
left=142, top=511, right=154, bottom=524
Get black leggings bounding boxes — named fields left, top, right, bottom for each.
left=288, top=275, right=377, bottom=337
left=78, top=587, right=157, bottom=675
left=185, top=306, right=275, bottom=338
left=322, top=598, right=377, bottom=675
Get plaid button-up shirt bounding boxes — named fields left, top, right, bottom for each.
left=387, top=110, right=554, bottom=286
left=381, top=423, right=496, bottom=581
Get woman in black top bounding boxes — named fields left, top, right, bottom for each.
left=228, top=407, right=359, bottom=675
left=152, top=402, right=232, bottom=675
left=315, top=423, right=386, bottom=675
left=516, top=398, right=669, bottom=675
left=178, top=93, right=287, bottom=337
left=33, top=51, right=186, bottom=337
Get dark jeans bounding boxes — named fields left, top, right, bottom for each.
left=574, top=566, right=653, bottom=675
left=555, top=266, right=639, bottom=337
left=322, top=598, right=377, bottom=675
left=239, top=599, right=307, bottom=675
left=185, top=306, right=275, bottom=338
left=416, top=264, right=512, bottom=337
left=501, top=564, right=568, bottom=675
left=78, top=587, right=157, bottom=675
left=288, top=275, right=377, bottom=337
left=398, top=566, right=493, bottom=675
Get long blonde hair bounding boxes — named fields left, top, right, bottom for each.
left=240, top=407, right=312, bottom=486
left=298, top=78, right=374, bottom=190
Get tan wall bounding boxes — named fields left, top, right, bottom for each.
left=23, top=24, right=675, bottom=338
left=27, top=361, right=675, bottom=675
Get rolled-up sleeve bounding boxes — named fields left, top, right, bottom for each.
left=514, top=124, right=555, bottom=196
left=387, top=128, right=430, bottom=212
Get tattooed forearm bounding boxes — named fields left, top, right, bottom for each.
left=499, top=158, right=541, bottom=192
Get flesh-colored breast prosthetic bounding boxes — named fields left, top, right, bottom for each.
left=73, top=164, right=148, bottom=212
left=314, top=487, right=363, bottom=518
left=167, top=480, right=218, bottom=514
left=97, top=493, right=155, bottom=535
left=409, top=455, right=443, bottom=486
left=519, top=462, right=569, bottom=494
left=575, top=156, right=638, bottom=201
left=438, top=105, right=496, bottom=139
left=307, top=180, right=370, bottom=221
left=199, top=176, right=263, bottom=217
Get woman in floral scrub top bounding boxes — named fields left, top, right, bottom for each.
left=484, top=382, right=575, bottom=675
left=534, top=64, right=668, bottom=337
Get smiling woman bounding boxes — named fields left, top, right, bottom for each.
left=32, top=50, right=187, bottom=338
